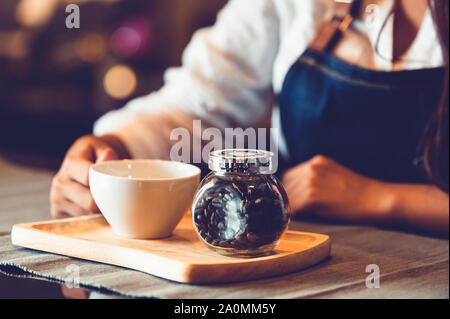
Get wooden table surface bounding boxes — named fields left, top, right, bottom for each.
left=0, top=156, right=448, bottom=298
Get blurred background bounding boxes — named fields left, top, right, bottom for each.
left=0, top=0, right=227, bottom=169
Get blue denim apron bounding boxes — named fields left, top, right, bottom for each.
left=278, top=48, right=444, bottom=183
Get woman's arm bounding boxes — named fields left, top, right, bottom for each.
left=386, top=183, right=449, bottom=235
left=93, top=0, right=281, bottom=160
left=50, top=0, right=284, bottom=217
left=282, top=155, right=449, bottom=235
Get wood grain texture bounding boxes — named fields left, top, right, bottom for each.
left=0, top=158, right=53, bottom=234
left=11, top=214, right=331, bottom=284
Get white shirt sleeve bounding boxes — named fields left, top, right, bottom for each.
left=93, top=0, right=280, bottom=158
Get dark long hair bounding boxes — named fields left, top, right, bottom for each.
left=425, top=0, right=449, bottom=192
left=376, top=0, right=450, bottom=191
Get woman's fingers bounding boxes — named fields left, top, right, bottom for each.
left=50, top=135, right=123, bottom=219
left=50, top=196, right=90, bottom=219
left=282, top=155, right=335, bottom=214
left=50, top=174, right=98, bottom=218
left=60, top=179, right=99, bottom=213
left=61, top=286, right=91, bottom=299
left=62, top=157, right=93, bottom=187
left=61, top=199, right=90, bottom=217
left=96, top=148, right=119, bottom=163
left=282, top=164, right=308, bottom=193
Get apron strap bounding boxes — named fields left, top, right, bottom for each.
left=309, top=0, right=360, bottom=51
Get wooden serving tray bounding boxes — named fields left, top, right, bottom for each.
left=11, top=215, right=330, bottom=284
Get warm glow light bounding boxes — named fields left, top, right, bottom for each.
left=103, top=65, right=137, bottom=100
left=15, top=0, right=59, bottom=27
left=76, top=32, right=107, bottom=63
left=0, top=31, right=28, bottom=60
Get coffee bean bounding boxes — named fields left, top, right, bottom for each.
left=217, top=240, right=230, bottom=248
left=212, top=239, right=220, bottom=246
left=212, top=198, right=222, bottom=208
left=205, top=235, right=214, bottom=244
left=194, top=214, right=203, bottom=223
left=246, top=232, right=260, bottom=244
left=254, top=197, right=264, bottom=205
left=192, top=172, right=289, bottom=255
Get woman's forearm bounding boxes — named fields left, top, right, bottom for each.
left=282, top=155, right=449, bottom=235
left=382, top=183, right=449, bottom=235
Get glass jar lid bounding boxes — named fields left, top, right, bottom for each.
left=209, top=149, right=274, bottom=174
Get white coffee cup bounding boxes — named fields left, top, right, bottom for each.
left=89, top=159, right=201, bottom=239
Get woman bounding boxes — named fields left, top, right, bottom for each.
left=50, top=0, right=449, bottom=235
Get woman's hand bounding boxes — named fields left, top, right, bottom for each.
left=50, top=134, right=128, bottom=219
left=282, top=155, right=393, bottom=223
left=61, top=286, right=91, bottom=299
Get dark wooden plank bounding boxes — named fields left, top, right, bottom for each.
left=313, top=261, right=449, bottom=299
left=0, top=158, right=54, bottom=234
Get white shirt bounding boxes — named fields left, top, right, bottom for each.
left=93, top=0, right=443, bottom=159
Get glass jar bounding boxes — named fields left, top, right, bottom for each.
left=192, top=149, right=290, bottom=257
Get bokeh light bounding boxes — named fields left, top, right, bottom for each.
left=103, top=64, right=137, bottom=100
left=15, top=0, right=58, bottom=27
left=110, top=17, right=153, bottom=58
left=76, top=32, right=107, bottom=63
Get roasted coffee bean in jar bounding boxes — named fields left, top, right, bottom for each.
left=192, top=149, right=290, bottom=257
